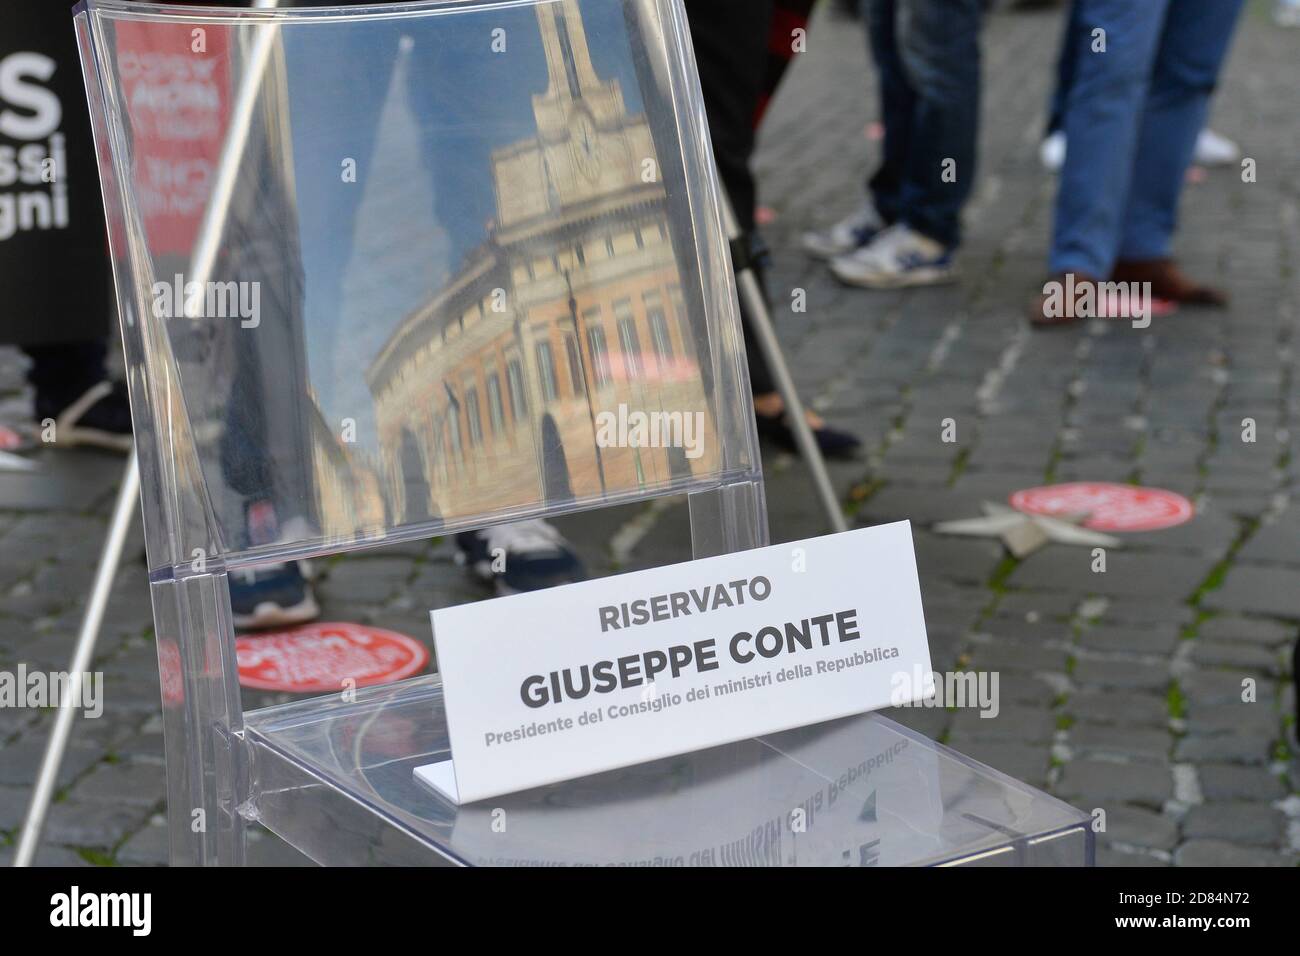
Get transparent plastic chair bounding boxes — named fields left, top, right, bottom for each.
left=75, top=0, right=1090, bottom=865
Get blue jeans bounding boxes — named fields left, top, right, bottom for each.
left=862, top=0, right=983, bottom=250
left=1050, top=0, right=1244, bottom=278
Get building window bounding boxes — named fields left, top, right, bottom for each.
left=506, top=358, right=528, bottom=419
left=465, top=386, right=483, bottom=446
left=487, top=372, right=506, bottom=432
left=565, top=334, right=584, bottom=394
left=535, top=341, right=559, bottom=403
left=447, top=403, right=463, bottom=461
left=617, top=315, right=642, bottom=381
left=648, top=302, right=674, bottom=365
left=554, top=10, right=583, bottom=100
left=586, top=321, right=611, bottom=388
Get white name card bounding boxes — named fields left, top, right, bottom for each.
left=416, top=522, right=932, bottom=804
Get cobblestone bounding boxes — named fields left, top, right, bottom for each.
left=0, top=0, right=1293, bottom=868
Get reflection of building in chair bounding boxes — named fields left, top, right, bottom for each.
left=366, top=0, right=717, bottom=523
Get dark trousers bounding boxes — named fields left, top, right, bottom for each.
left=863, top=0, right=983, bottom=249
left=683, top=0, right=777, bottom=396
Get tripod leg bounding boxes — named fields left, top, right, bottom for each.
left=12, top=451, right=140, bottom=866
left=720, top=198, right=848, bottom=534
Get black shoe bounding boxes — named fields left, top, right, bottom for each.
left=455, top=519, right=586, bottom=594
left=229, top=562, right=320, bottom=630
left=755, top=412, right=861, bottom=460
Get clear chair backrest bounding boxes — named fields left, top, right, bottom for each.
left=76, top=0, right=760, bottom=577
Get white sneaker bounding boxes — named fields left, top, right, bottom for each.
left=1276, top=0, right=1300, bottom=26
left=1039, top=130, right=1067, bottom=171
left=829, top=224, right=955, bottom=289
left=801, top=201, right=884, bottom=259
left=1194, top=128, right=1240, bottom=167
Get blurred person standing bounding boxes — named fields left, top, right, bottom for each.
left=1031, top=0, right=1245, bottom=326
left=803, top=0, right=985, bottom=289
left=1, top=0, right=128, bottom=450
left=684, top=0, right=861, bottom=457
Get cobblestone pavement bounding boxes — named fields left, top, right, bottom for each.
left=1, top=0, right=1297, bottom=866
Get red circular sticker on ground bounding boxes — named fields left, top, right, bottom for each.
left=236, top=622, right=429, bottom=693
left=1009, top=482, right=1193, bottom=532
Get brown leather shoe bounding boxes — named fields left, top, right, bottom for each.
left=1111, top=258, right=1228, bottom=306
left=1028, top=272, right=1099, bottom=327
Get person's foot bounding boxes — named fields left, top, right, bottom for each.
left=37, top=380, right=133, bottom=453
left=801, top=201, right=884, bottom=259
left=1194, top=128, right=1240, bottom=167
left=455, top=519, right=586, bottom=594
left=755, top=412, right=861, bottom=460
left=830, top=224, right=955, bottom=289
left=1275, top=0, right=1300, bottom=28
left=1028, top=271, right=1178, bottom=326
left=1028, top=272, right=1100, bottom=327
left=1039, top=130, right=1066, bottom=171
left=1111, top=258, right=1228, bottom=306
left=229, top=562, right=320, bottom=630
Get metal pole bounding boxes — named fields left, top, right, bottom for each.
left=719, top=196, right=848, bottom=533
left=13, top=451, right=140, bottom=866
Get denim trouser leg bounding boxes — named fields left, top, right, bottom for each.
left=1049, top=0, right=1169, bottom=277
left=863, top=0, right=914, bottom=227
left=1046, top=0, right=1086, bottom=136
left=1117, top=0, right=1245, bottom=262
left=863, top=0, right=981, bottom=247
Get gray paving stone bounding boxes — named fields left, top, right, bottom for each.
left=1235, top=517, right=1300, bottom=564
left=1008, top=549, right=1214, bottom=600
left=1174, top=735, right=1273, bottom=765
left=1092, top=596, right=1194, bottom=627
left=1056, top=760, right=1173, bottom=809
left=1204, top=564, right=1300, bottom=618
left=1067, top=690, right=1169, bottom=728
left=1097, top=845, right=1170, bottom=867
left=993, top=591, right=1080, bottom=620
left=1197, top=615, right=1297, bottom=647
left=1077, top=624, right=1180, bottom=655
left=1072, top=659, right=1169, bottom=692
left=978, top=614, right=1074, bottom=644
left=42, top=799, right=149, bottom=848
left=1181, top=801, right=1288, bottom=847
left=0, top=844, right=93, bottom=867
left=1183, top=703, right=1280, bottom=737
left=74, top=761, right=166, bottom=808
left=949, top=741, right=1049, bottom=788
left=1098, top=804, right=1179, bottom=852
left=116, top=819, right=170, bottom=866
left=1070, top=723, right=1171, bottom=763
left=1189, top=640, right=1284, bottom=675
left=967, top=641, right=1069, bottom=673
left=0, top=736, right=103, bottom=787
left=1196, top=764, right=1286, bottom=802
left=948, top=705, right=1056, bottom=744
left=1179, top=669, right=1277, bottom=707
